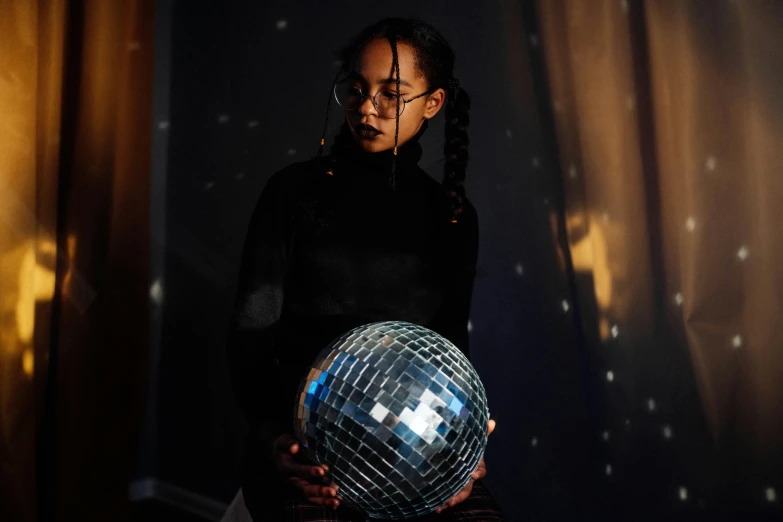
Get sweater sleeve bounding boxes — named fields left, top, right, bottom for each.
left=428, top=199, right=480, bottom=361
left=227, top=170, right=292, bottom=436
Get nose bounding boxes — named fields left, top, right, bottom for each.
left=358, top=95, right=377, bottom=116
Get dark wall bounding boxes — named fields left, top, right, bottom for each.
left=143, top=1, right=591, bottom=520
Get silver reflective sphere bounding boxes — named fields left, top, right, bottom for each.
left=293, top=321, right=489, bottom=520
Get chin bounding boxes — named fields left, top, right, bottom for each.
left=347, top=129, right=392, bottom=153
left=356, top=140, right=391, bottom=153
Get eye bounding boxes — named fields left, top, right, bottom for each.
left=379, top=90, right=401, bottom=101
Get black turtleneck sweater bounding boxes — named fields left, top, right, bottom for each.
left=227, top=128, right=479, bottom=512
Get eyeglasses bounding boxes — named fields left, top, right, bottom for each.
left=333, top=80, right=431, bottom=119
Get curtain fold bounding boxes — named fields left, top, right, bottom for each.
left=537, top=0, right=783, bottom=516
left=0, top=1, right=154, bottom=520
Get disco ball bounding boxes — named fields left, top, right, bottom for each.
left=293, top=321, right=489, bottom=520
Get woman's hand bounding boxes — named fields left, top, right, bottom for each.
left=271, top=434, right=340, bottom=509
left=434, top=419, right=496, bottom=515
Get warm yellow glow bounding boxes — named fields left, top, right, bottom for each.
left=599, top=317, right=610, bottom=342
left=62, top=233, right=77, bottom=294
left=567, top=213, right=613, bottom=311
left=22, top=349, right=34, bottom=377
left=14, top=240, right=56, bottom=344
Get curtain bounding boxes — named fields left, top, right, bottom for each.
left=533, top=0, right=782, bottom=517
left=0, top=1, right=154, bottom=521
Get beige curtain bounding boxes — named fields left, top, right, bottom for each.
left=537, top=0, right=782, bottom=508
left=0, top=1, right=154, bottom=520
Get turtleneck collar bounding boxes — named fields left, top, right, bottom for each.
left=339, top=120, right=428, bottom=182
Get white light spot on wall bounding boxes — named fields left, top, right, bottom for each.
left=663, top=425, right=673, bottom=439
left=543, top=198, right=549, bottom=205
left=287, top=148, right=297, bottom=156
left=276, top=19, right=288, bottom=30
left=647, top=398, right=657, bottom=412
left=621, top=0, right=629, bottom=13
left=217, top=114, right=229, bottom=124
left=605, top=464, right=612, bottom=476
left=611, top=325, right=620, bottom=338
left=705, top=155, right=717, bottom=171
left=568, top=164, right=577, bottom=179
left=625, top=95, right=635, bottom=111
left=679, top=486, right=688, bottom=501
left=531, top=437, right=538, bottom=447
left=561, top=300, right=570, bottom=312
left=204, top=181, right=215, bottom=190
left=157, top=121, right=169, bottom=130
left=731, top=335, right=743, bottom=350
left=149, top=279, right=164, bottom=305
left=606, top=371, right=615, bottom=382
left=515, top=263, right=524, bottom=276
left=602, top=430, right=610, bottom=441
left=685, top=217, right=696, bottom=232
left=529, top=34, right=539, bottom=47
left=674, top=292, right=684, bottom=306
left=467, top=320, right=473, bottom=333
left=737, top=245, right=749, bottom=261
left=532, top=156, right=540, bottom=168
left=602, top=212, right=610, bottom=222
left=766, top=487, right=777, bottom=503
left=247, top=120, right=259, bottom=128
left=505, top=128, right=513, bottom=139
left=624, top=418, right=631, bottom=427
left=236, top=172, right=245, bottom=180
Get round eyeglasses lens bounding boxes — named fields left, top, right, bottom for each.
left=334, top=83, right=403, bottom=119
left=334, top=83, right=363, bottom=110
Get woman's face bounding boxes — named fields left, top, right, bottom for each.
left=344, top=38, right=445, bottom=153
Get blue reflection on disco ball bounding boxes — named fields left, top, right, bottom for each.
left=293, top=321, right=489, bottom=520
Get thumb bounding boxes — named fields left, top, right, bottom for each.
left=273, top=434, right=299, bottom=454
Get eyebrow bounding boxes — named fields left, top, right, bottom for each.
left=349, top=72, right=413, bottom=88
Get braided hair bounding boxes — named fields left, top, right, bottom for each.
left=316, top=18, right=471, bottom=223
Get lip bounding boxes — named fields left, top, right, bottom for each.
left=355, top=123, right=381, bottom=139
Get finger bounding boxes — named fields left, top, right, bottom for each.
left=273, top=435, right=302, bottom=458
left=280, top=457, right=325, bottom=479
left=435, top=480, right=475, bottom=513
left=487, top=419, right=496, bottom=436
left=472, top=459, right=487, bottom=480
left=448, top=480, right=475, bottom=506
left=300, top=483, right=339, bottom=500
left=288, top=479, right=341, bottom=508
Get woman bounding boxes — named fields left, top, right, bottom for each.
left=226, top=18, right=505, bottom=521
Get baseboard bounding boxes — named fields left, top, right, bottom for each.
left=129, top=477, right=228, bottom=521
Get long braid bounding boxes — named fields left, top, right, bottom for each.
left=443, top=81, right=470, bottom=223
left=389, top=33, right=401, bottom=191
left=316, top=67, right=346, bottom=172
